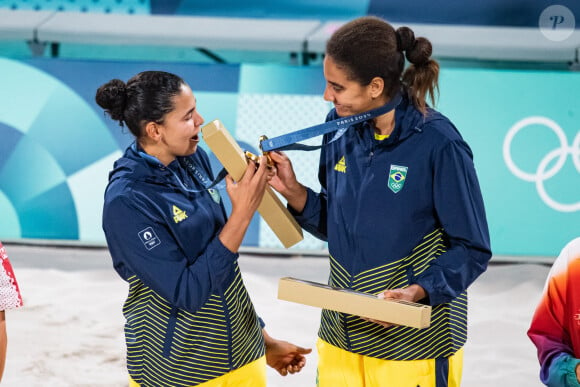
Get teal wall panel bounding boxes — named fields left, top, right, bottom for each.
left=438, top=68, right=580, bottom=256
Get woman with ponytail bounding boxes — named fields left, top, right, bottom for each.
left=269, top=16, right=491, bottom=386
left=97, top=71, right=310, bottom=387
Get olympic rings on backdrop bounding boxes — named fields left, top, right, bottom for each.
left=503, top=116, right=580, bottom=212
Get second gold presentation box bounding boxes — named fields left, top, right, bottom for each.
left=278, top=277, right=431, bottom=329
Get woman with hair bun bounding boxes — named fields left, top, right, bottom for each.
left=97, top=71, right=310, bottom=387
left=269, top=16, right=491, bottom=386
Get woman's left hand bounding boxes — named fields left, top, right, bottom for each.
left=263, top=330, right=312, bottom=376
left=363, top=284, right=427, bottom=328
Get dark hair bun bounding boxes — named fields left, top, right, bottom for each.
left=396, top=27, right=415, bottom=52
left=406, top=37, right=432, bottom=66
left=95, top=79, right=127, bottom=122
left=396, top=27, right=432, bottom=66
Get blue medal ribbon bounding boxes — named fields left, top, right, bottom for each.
left=132, top=142, right=226, bottom=193
left=259, top=93, right=402, bottom=152
left=179, top=157, right=227, bottom=192
left=132, top=94, right=401, bottom=192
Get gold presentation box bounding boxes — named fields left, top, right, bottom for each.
left=201, top=119, right=304, bottom=248
left=278, top=277, right=431, bottom=329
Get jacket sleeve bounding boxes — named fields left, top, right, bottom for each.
left=287, top=116, right=336, bottom=241
left=289, top=187, right=328, bottom=241
left=528, top=243, right=580, bottom=386
left=536, top=351, right=580, bottom=386
left=288, top=134, right=331, bottom=241
left=103, top=193, right=238, bottom=314
left=414, top=138, right=492, bottom=305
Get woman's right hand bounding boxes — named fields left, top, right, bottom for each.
left=219, top=156, right=272, bottom=252
left=227, top=155, right=272, bottom=219
left=267, top=151, right=298, bottom=195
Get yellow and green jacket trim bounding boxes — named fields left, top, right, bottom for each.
left=319, top=229, right=467, bottom=360
left=123, top=264, right=264, bottom=386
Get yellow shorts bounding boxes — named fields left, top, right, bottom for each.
left=316, top=338, right=463, bottom=387
left=129, top=356, right=266, bottom=387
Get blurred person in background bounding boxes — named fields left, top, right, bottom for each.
left=528, top=237, right=580, bottom=387
left=0, top=241, right=23, bottom=382
left=97, top=70, right=310, bottom=387
left=269, top=16, right=491, bottom=387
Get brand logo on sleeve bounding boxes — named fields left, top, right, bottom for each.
left=334, top=156, right=347, bottom=173
left=388, top=165, right=408, bottom=193
left=138, top=227, right=161, bottom=250
left=172, top=205, right=188, bottom=223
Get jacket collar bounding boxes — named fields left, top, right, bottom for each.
left=108, top=143, right=184, bottom=189
left=356, top=91, right=441, bottom=147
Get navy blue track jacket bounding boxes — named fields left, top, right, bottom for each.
left=292, top=93, right=492, bottom=360
left=103, top=145, right=264, bottom=386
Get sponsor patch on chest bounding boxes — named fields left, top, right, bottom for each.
left=334, top=156, right=346, bottom=173
left=172, top=205, right=188, bottom=223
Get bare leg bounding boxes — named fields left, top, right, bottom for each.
left=0, top=310, right=6, bottom=382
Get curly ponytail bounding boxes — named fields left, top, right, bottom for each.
left=397, top=27, right=439, bottom=114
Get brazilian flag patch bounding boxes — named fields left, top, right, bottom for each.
left=388, top=164, right=408, bottom=193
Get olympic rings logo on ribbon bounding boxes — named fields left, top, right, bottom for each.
left=503, top=116, right=580, bottom=212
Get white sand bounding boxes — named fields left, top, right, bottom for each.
left=2, top=245, right=548, bottom=386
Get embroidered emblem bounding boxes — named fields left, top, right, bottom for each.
left=138, top=227, right=161, bottom=250
left=574, top=309, right=580, bottom=326
left=388, top=164, right=408, bottom=193
left=334, top=156, right=346, bottom=173
left=172, top=205, right=188, bottom=223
